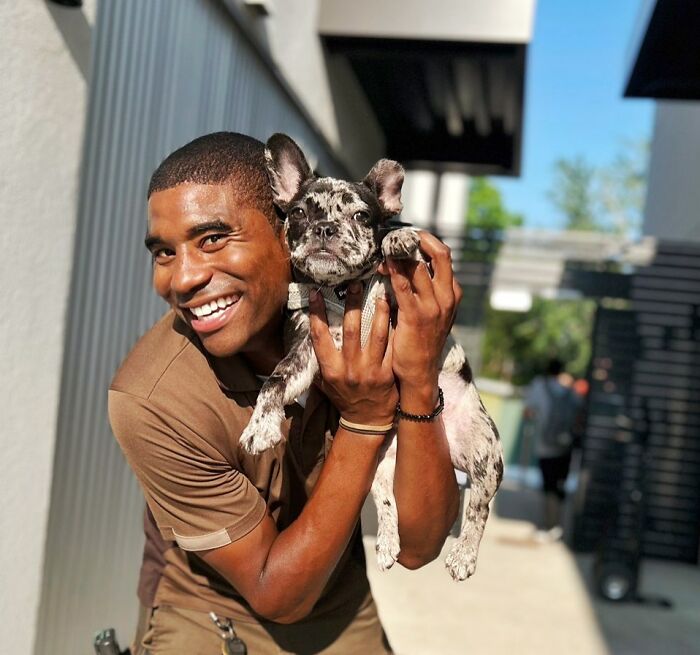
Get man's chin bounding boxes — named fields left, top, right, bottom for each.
left=196, top=330, right=247, bottom=358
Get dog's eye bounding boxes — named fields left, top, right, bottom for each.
left=353, top=210, right=370, bottom=222
left=289, top=207, right=306, bottom=220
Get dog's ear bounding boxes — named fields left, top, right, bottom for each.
left=363, top=159, right=405, bottom=216
left=264, top=133, right=313, bottom=208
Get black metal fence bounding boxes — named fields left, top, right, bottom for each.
left=573, top=241, right=700, bottom=564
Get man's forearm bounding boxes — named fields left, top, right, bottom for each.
left=393, top=383, right=460, bottom=568
left=251, top=428, right=382, bottom=621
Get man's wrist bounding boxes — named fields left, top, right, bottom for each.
left=397, top=382, right=440, bottom=415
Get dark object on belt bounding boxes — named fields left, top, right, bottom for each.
left=94, top=628, right=130, bottom=655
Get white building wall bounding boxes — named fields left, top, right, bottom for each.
left=0, top=2, right=96, bottom=653
left=643, top=102, right=700, bottom=243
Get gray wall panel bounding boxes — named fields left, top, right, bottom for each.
left=36, top=1, right=341, bottom=653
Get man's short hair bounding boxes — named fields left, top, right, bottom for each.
left=147, top=132, right=278, bottom=226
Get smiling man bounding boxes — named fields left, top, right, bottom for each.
left=109, top=132, right=460, bottom=654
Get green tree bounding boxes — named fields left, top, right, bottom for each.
left=480, top=297, right=595, bottom=385
left=547, top=143, right=649, bottom=235
left=548, top=156, right=601, bottom=231
left=598, top=140, right=648, bottom=238
left=467, top=178, right=524, bottom=230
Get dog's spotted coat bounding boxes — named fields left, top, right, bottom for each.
left=240, top=133, right=503, bottom=581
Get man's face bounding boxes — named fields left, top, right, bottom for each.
left=146, top=182, right=290, bottom=359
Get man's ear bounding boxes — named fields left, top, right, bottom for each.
left=363, top=159, right=405, bottom=216
left=264, top=133, right=313, bottom=209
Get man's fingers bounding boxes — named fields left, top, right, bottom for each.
left=366, top=292, right=391, bottom=362
left=387, top=258, right=416, bottom=310
left=382, top=328, right=395, bottom=373
left=410, top=259, right=438, bottom=303
left=451, top=277, right=464, bottom=325
left=416, top=230, right=456, bottom=313
left=309, top=291, right=340, bottom=370
left=342, top=281, right=363, bottom=360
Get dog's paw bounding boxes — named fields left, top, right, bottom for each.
left=375, top=531, right=401, bottom=572
left=445, top=541, right=477, bottom=581
left=239, top=411, right=285, bottom=454
left=382, top=229, right=420, bottom=260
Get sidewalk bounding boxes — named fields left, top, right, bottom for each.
left=361, top=483, right=700, bottom=655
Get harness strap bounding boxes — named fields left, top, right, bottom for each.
left=287, top=274, right=385, bottom=347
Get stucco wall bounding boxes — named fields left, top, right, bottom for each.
left=643, top=102, right=700, bottom=243
left=0, top=1, right=95, bottom=652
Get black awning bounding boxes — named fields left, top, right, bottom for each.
left=324, top=36, right=528, bottom=176
left=625, top=0, right=700, bottom=99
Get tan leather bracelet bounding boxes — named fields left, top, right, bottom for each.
left=338, top=416, right=395, bottom=435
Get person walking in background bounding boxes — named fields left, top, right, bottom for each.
left=523, top=358, right=582, bottom=542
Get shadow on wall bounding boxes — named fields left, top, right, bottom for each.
left=44, top=0, right=92, bottom=81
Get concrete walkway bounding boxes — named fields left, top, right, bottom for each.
left=361, top=484, right=700, bottom=655
left=364, top=515, right=607, bottom=655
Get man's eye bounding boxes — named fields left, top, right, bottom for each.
left=353, top=210, right=370, bottom=221
left=289, top=207, right=306, bottom=220
left=201, top=234, right=227, bottom=250
left=153, top=248, right=174, bottom=263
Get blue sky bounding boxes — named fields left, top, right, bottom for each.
left=495, top=0, right=653, bottom=229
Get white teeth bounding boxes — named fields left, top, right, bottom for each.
left=189, top=295, right=239, bottom=320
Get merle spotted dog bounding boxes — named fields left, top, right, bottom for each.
left=239, top=133, right=503, bottom=580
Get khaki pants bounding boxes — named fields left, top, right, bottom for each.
left=132, top=595, right=393, bottom=654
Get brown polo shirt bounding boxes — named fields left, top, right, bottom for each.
left=108, top=311, right=370, bottom=623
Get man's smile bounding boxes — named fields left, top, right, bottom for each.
left=182, top=293, right=241, bottom=333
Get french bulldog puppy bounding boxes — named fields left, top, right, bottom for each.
left=240, top=133, right=503, bottom=580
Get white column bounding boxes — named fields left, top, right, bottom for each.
left=401, top=169, right=439, bottom=228
left=435, top=172, right=470, bottom=238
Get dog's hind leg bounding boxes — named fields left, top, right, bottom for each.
left=240, top=313, right=317, bottom=454
left=371, top=439, right=401, bottom=571
left=444, top=379, right=504, bottom=580
left=445, top=427, right=503, bottom=580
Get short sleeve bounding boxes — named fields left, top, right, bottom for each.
left=108, top=389, right=267, bottom=551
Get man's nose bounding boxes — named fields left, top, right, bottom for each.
left=170, top=251, right=212, bottom=296
left=313, top=221, right=337, bottom=240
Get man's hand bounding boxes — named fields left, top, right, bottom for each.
left=309, top=280, right=398, bottom=426
left=380, top=230, right=463, bottom=405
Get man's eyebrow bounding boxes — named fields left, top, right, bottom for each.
left=144, top=234, right=162, bottom=251
left=185, top=219, right=234, bottom=239
left=143, top=219, right=234, bottom=251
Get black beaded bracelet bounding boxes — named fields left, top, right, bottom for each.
left=395, top=387, right=444, bottom=422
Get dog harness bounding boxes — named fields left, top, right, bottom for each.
left=287, top=273, right=387, bottom=347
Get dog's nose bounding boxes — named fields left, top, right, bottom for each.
left=313, top=221, right=337, bottom=240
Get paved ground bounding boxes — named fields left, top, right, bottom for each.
left=361, top=480, right=700, bottom=655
